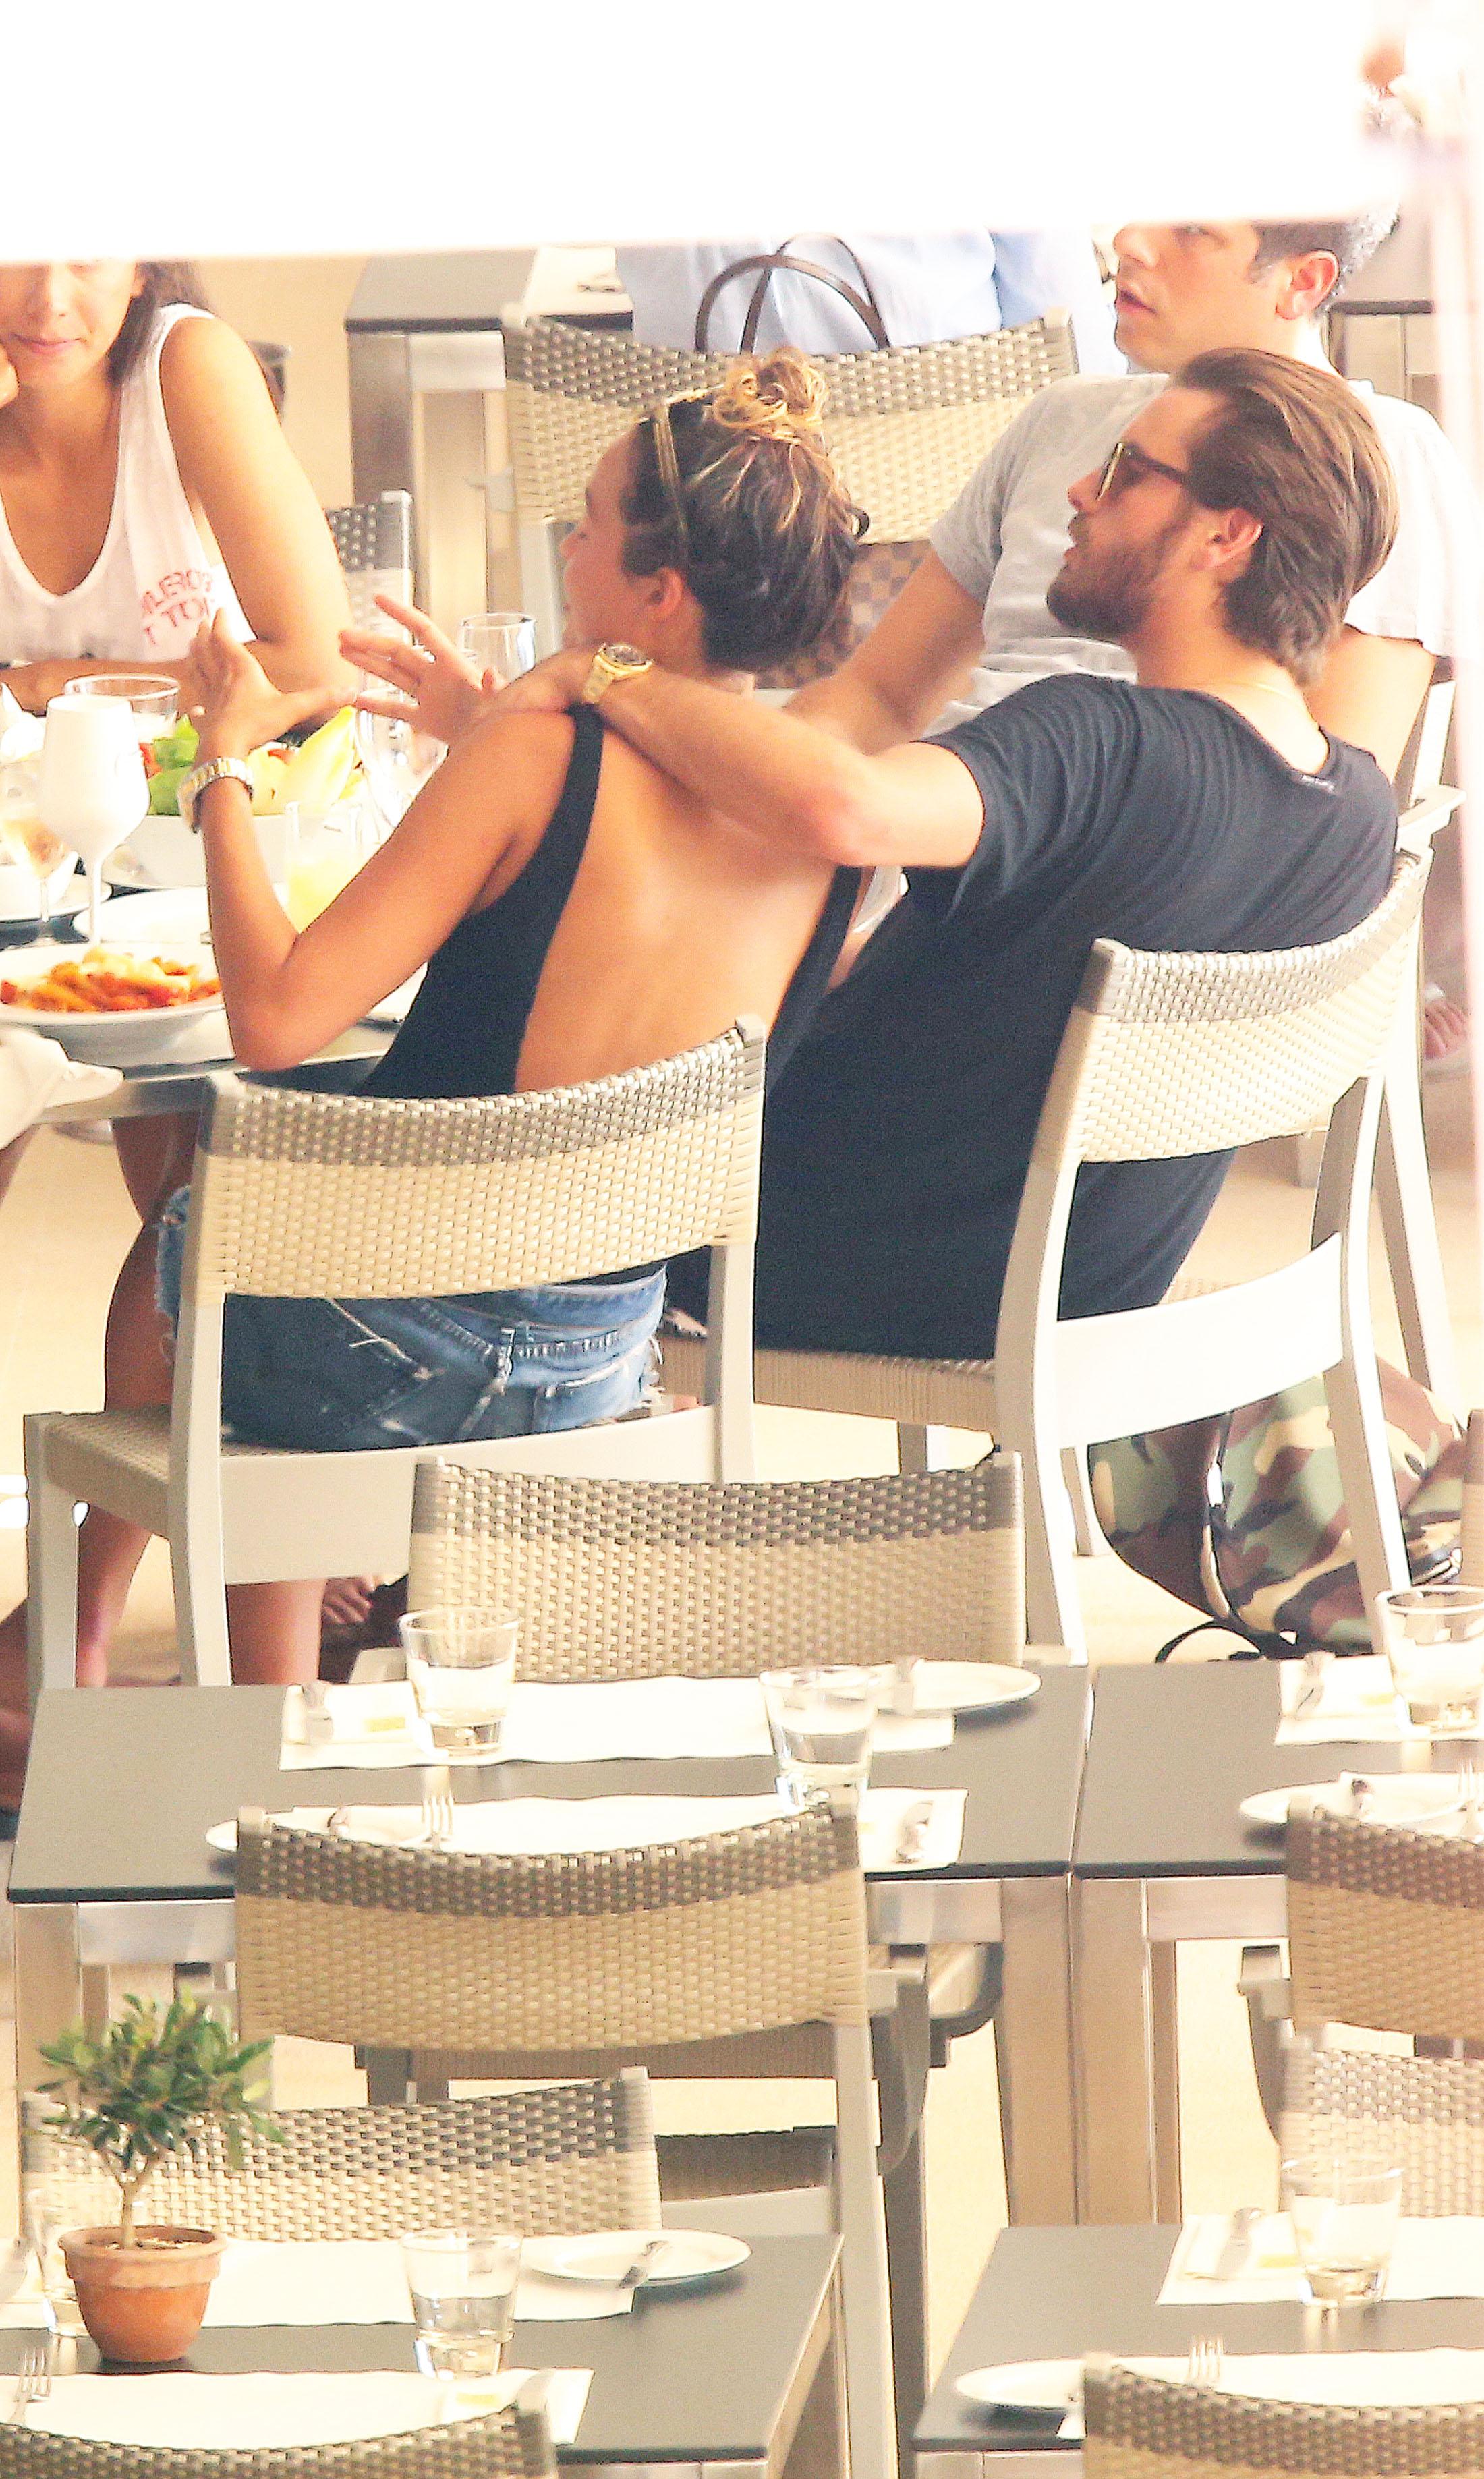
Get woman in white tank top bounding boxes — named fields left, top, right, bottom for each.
left=0, top=261, right=350, bottom=714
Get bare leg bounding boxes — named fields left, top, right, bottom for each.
left=111, top=1112, right=196, bottom=1223
left=226, top=1581, right=326, bottom=1684
left=0, top=1212, right=171, bottom=1711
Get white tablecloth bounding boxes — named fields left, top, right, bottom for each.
left=1160, top=2215, right=1484, bottom=2304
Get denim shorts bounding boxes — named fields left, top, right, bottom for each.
left=155, top=1187, right=665, bottom=1454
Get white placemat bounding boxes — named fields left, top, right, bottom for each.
left=280, top=1676, right=952, bottom=1772
left=981, top=2350, right=1484, bottom=2442
left=227, top=1787, right=965, bottom=1871
left=205, top=2237, right=635, bottom=2325
left=18, top=2367, right=590, bottom=2449
left=1274, top=1654, right=1412, bottom=1744
left=1160, top=2214, right=1484, bottom=2304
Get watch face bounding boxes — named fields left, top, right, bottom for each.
left=600, top=643, right=650, bottom=671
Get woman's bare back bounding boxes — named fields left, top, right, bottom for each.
left=493, top=718, right=850, bottom=1093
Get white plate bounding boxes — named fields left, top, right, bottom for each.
left=889, top=1662, right=1040, bottom=1717
left=1240, top=1775, right=1466, bottom=1832
left=0, top=938, right=226, bottom=1064
left=522, top=2231, right=749, bottom=2288
left=92, top=887, right=212, bottom=944
left=956, top=2360, right=1080, bottom=2415
left=0, top=865, right=88, bottom=928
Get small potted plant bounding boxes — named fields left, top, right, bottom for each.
left=40, top=1993, right=277, bottom=2365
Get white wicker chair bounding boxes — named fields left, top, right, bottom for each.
left=24, top=1022, right=764, bottom=1697
left=500, top=311, right=1077, bottom=658
left=0, top=2389, right=554, bottom=2479
left=1281, top=2040, right=1484, bottom=2215
left=235, top=1798, right=895, bottom=2479
left=666, top=858, right=1427, bottom=1657
left=1083, top=2357, right=1484, bottom=2478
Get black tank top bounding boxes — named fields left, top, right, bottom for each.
left=364, top=703, right=861, bottom=1104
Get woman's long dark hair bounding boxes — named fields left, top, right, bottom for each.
left=108, top=262, right=213, bottom=384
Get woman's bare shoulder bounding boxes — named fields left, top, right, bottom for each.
left=440, top=706, right=579, bottom=822
left=158, top=311, right=267, bottom=405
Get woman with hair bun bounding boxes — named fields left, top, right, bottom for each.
left=0, top=349, right=869, bottom=1718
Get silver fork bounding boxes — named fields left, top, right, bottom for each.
left=1185, top=2333, right=1224, bottom=2389
left=8, top=2341, right=51, bottom=2424
left=421, top=1767, right=455, bottom=1852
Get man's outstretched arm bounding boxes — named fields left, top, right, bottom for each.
left=786, top=548, right=988, bottom=750
left=492, top=648, right=985, bottom=870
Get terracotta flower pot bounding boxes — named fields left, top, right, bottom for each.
left=61, top=2225, right=223, bottom=2365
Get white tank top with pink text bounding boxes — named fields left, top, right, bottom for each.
left=0, top=303, right=250, bottom=666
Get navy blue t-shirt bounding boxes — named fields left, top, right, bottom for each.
left=685, top=676, right=1396, bottom=1358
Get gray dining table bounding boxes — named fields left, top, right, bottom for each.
left=917, top=2223, right=1484, bottom=2477
left=0, top=2232, right=838, bottom=2479
left=1068, top=1662, right=1476, bottom=2225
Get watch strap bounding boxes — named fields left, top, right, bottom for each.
left=179, top=756, right=254, bottom=832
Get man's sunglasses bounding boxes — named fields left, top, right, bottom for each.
left=1095, top=437, right=1195, bottom=500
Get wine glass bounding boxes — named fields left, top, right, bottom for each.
left=458, top=612, right=536, bottom=681
left=0, top=757, right=77, bottom=938
left=64, top=674, right=179, bottom=736
left=353, top=710, right=445, bottom=833
left=38, top=699, right=148, bottom=941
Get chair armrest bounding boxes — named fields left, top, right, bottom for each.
left=1238, top=1941, right=1293, bottom=2140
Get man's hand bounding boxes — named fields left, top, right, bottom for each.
left=485, top=646, right=594, bottom=718
left=191, top=612, right=331, bottom=763
left=343, top=594, right=490, bottom=749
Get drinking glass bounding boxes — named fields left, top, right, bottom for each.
left=399, top=2228, right=521, bottom=2380
left=353, top=708, right=446, bottom=832
left=1377, top=1585, right=1484, bottom=1734
left=38, top=697, right=148, bottom=939
left=0, top=757, right=75, bottom=934
left=1281, top=2154, right=1402, bottom=2304
left=459, top=612, right=537, bottom=681
left=283, top=801, right=380, bottom=928
left=760, top=1665, right=880, bottom=1809
left=400, top=1607, right=519, bottom=1755
left=63, top=673, right=179, bottom=735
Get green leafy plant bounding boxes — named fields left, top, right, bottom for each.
left=39, top=1994, right=278, bottom=2247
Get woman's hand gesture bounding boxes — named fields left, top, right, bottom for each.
left=191, top=612, right=331, bottom=762
left=343, top=596, right=493, bottom=749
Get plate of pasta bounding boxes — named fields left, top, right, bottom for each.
left=0, top=940, right=229, bottom=1064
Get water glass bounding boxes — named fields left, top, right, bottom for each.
left=1281, top=2154, right=1402, bottom=2304
left=400, top=1606, right=519, bottom=1755
left=760, top=1665, right=880, bottom=1809
left=63, top=673, right=179, bottom=733
left=459, top=612, right=537, bottom=681
left=283, top=801, right=380, bottom=928
left=1377, top=1585, right=1484, bottom=1734
left=400, top=2228, right=521, bottom=2380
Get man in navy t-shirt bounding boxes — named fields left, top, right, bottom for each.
left=496, top=349, right=1402, bottom=1356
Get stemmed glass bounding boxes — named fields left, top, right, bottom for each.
left=0, top=758, right=76, bottom=938
left=458, top=612, right=537, bottom=681
left=352, top=614, right=445, bottom=832
left=38, top=700, right=149, bottom=942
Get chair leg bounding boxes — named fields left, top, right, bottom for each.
left=1021, top=1452, right=1087, bottom=1659
left=832, top=2020, right=898, bottom=2479
left=1324, top=1350, right=1410, bottom=1634
left=1062, top=1444, right=1109, bottom=1557
left=1375, top=1050, right=1458, bottom=1403
left=24, top=1417, right=79, bottom=1712
left=882, top=2124, right=927, bottom=2474
left=897, top=1425, right=954, bottom=1473
left=169, top=1506, right=232, bottom=1688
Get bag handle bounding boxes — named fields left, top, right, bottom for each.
left=694, top=238, right=890, bottom=353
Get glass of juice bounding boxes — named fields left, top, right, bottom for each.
left=284, top=801, right=379, bottom=928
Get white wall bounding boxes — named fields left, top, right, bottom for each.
left=198, top=257, right=364, bottom=509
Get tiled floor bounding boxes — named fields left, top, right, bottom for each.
left=0, top=1073, right=1475, bottom=2372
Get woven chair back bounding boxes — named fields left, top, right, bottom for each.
left=1083, top=2359, right=1484, bottom=2476
left=1281, top=2041, right=1484, bottom=2217
left=182, top=1023, right=763, bottom=1301
left=324, top=492, right=414, bottom=629
left=1050, top=855, right=1425, bottom=1168
left=0, top=2393, right=552, bottom=2479
left=1287, top=1808, right=1484, bottom=2042
left=25, top=2075, right=659, bottom=2244
left=1460, top=1410, right=1484, bottom=1587
left=407, top=1459, right=1025, bottom=1680
left=503, top=313, right=1077, bottom=546
left=236, top=1802, right=867, bottom=2063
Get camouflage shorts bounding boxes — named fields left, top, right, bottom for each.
left=1088, top=1365, right=1464, bottom=1654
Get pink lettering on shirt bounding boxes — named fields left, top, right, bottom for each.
left=140, top=568, right=215, bottom=649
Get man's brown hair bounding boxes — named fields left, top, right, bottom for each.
left=1176, top=347, right=1399, bottom=684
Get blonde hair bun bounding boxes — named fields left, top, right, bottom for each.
left=710, top=347, right=828, bottom=443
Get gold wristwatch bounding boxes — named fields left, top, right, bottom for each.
left=178, top=754, right=254, bottom=832
left=579, top=642, right=654, bottom=704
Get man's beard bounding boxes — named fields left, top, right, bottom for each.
left=1047, top=510, right=1186, bottom=644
